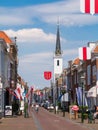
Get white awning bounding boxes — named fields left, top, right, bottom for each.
left=87, top=86, right=98, bottom=98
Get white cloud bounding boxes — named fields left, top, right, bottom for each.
left=1, top=0, right=98, bottom=27
left=4, top=28, right=66, bottom=46
left=4, top=28, right=56, bottom=43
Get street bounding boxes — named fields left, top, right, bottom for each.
left=0, top=107, right=98, bottom=130
left=32, top=107, right=90, bottom=130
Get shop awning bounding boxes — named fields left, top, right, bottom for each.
left=87, top=86, right=98, bottom=97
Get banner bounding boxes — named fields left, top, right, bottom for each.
left=76, top=87, right=88, bottom=106
left=79, top=47, right=91, bottom=60
left=6, top=88, right=18, bottom=99
left=44, top=71, right=52, bottom=80
left=14, top=85, right=22, bottom=100
left=76, top=87, right=82, bottom=106
left=80, top=0, right=98, bottom=15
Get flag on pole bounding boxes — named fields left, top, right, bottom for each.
left=25, top=86, right=33, bottom=98
left=79, top=47, right=91, bottom=61
left=6, top=88, right=18, bottom=99
left=14, top=86, right=22, bottom=100
left=80, top=0, right=98, bottom=15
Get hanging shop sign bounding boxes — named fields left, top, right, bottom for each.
left=44, top=71, right=52, bottom=80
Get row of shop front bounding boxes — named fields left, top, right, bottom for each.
left=0, top=32, right=29, bottom=118
left=50, top=42, right=98, bottom=111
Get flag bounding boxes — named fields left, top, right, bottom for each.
left=26, top=86, right=33, bottom=98
left=27, top=87, right=33, bottom=107
left=6, top=88, right=18, bottom=99
left=80, top=0, right=98, bottom=15
left=79, top=47, right=91, bottom=61
left=14, top=86, right=22, bottom=100
left=76, top=87, right=88, bottom=106
left=44, top=71, right=52, bottom=80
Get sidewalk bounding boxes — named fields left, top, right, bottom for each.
left=0, top=109, right=98, bottom=130
left=53, top=110, right=98, bottom=130
left=0, top=114, right=37, bottom=130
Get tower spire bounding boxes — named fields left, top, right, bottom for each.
left=55, top=22, right=61, bottom=55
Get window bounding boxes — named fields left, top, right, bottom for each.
left=57, top=60, right=59, bottom=66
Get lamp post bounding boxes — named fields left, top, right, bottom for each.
left=81, top=82, right=84, bottom=123
left=0, top=77, right=3, bottom=118
left=61, top=85, right=66, bottom=117
left=80, top=76, right=85, bottom=123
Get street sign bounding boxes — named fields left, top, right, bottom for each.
left=4, top=106, right=12, bottom=116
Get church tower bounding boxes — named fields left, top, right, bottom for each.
left=53, top=24, right=63, bottom=82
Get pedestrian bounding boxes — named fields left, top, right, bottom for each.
left=55, top=105, right=58, bottom=114
left=32, top=104, right=34, bottom=110
left=93, top=106, right=98, bottom=119
left=35, top=103, right=39, bottom=113
left=93, top=105, right=96, bottom=112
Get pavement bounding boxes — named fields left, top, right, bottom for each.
left=0, top=114, right=37, bottom=130
left=53, top=110, right=98, bottom=130
left=0, top=108, right=98, bottom=130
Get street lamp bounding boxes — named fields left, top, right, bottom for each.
left=61, top=87, right=66, bottom=117
left=81, top=82, right=84, bottom=123
left=80, top=76, right=85, bottom=123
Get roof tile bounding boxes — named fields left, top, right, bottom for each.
left=93, top=45, right=98, bottom=53
left=0, top=31, right=12, bottom=44
left=73, top=58, right=80, bottom=65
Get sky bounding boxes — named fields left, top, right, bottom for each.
left=1, top=0, right=98, bottom=89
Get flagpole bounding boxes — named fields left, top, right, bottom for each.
left=96, top=58, right=98, bottom=106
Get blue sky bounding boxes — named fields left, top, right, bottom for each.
left=1, top=0, right=98, bottom=89
left=0, top=0, right=59, bottom=6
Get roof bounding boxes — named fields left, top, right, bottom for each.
left=93, top=45, right=98, bottom=53
left=0, top=31, right=12, bottom=44
left=55, top=24, right=62, bottom=55
left=73, top=58, right=80, bottom=65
